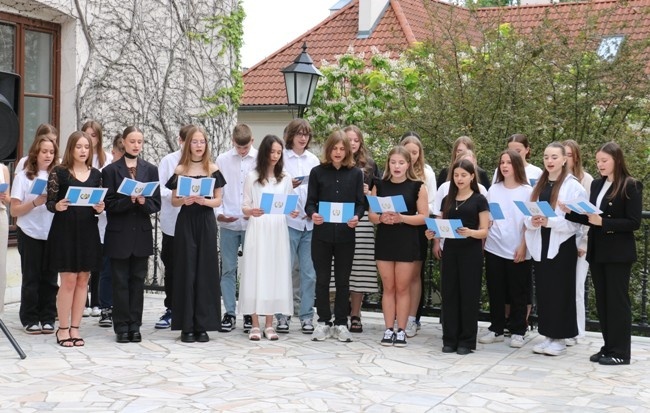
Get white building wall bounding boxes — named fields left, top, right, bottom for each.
left=1, top=0, right=240, bottom=305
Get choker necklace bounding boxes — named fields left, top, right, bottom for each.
left=123, top=152, right=137, bottom=159
left=191, top=158, right=203, bottom=163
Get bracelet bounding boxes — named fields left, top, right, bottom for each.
left=32, top=200, right=37, bottom=207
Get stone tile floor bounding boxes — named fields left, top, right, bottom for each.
left=1, top=293, right=650, bottom=412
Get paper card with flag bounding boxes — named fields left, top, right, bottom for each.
left=319, top=201, right=355, bottom=223
left=425, top=218, right=465, bottom=239
left=65, top=186, right=107, bottom=206
left=0, top=183, right=8, bottom=192
left=488, top=202, right=505, bottom=220
left=117, top=178, right=159, bottom=197
left=260, top=193, right=299, bottom=214
left=28, top=178, right=48, bottom=195
left=366, top=195, right=408, bottom=213
left=563, top=199, right=602, bottom=214
left=514, top=200, right=557, bottom=218
left=294, top=176, right=308, bottom=186
left=177, top=176, right=215, bottom=197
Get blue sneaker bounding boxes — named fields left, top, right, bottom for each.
left=155, top=309, right=172, bottom=329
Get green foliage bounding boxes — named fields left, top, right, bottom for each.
left=306, top=3, right=650, bottom=323
left=189, top=2, right=245, bottom=118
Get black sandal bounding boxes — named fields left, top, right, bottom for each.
left=56, top=327, right=74, bottom=347
left=70, top=326, right=85, bottom=347
left=350, top=316, right=363, bottom=333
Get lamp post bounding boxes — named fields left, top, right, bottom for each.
left=281, top=42, right=322, bottom=119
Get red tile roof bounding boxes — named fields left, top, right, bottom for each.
left=241, top=0, right=650, bottom=107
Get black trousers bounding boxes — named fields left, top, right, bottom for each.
left=160, top=233, right=175, bottom=310
left=591, top=262, right=632, bottom=360
left=17, top=228, right=58, bottom=326
left=485, top=251, right=531, bottom=336
left=111, top=256, right=148, bottom=334
left=441, top=240, right=483, bottom=350
left=312, top=238, right=354, bottom=326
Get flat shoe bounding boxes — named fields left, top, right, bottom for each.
left=129, top=332, right=142, bottom=343
left=249, top=327, right=261, bottom=341
left=264, top=327, right=279, bottom=341
left=598, top=356, right=630, bottom=366
left=195, top=332, right=209, bottom=342
left=589, top=351, right=605, bottom=362
left=116, top=333, right=130, bottom=343
left=181, top=332, right=196, bottom=343
left=442, top=345, right=456, bottom=353
left=457, top=347, right=472, bottom=355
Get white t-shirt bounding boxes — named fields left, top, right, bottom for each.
left=159, top=150, right=183, bottom=236
left=485, top=182, right=533, bottom=260
left=284, top=149, right=320, bottom=231
left=11, top=170, right=54, bottom=240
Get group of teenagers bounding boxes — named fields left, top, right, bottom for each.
left=7, top=118, right=643, bottom=366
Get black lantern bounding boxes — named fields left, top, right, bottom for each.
left=281, top=42, right=322, bottom=118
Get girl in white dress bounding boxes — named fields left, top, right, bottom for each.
left=240, top=135, right=298, bottom=341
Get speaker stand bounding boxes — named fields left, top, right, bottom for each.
left=0, top=318, right=26, bottom=359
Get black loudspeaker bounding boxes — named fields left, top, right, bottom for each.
left=0, top=71, right=20, bottom=161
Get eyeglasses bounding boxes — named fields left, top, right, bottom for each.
left=191, top=140, right=207, bottom=146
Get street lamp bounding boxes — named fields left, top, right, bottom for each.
left=281, top=42, right=322, bottom=118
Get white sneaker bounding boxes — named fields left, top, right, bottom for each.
left=532, top=337, right=553, bottom=354
left=83, top=307, right=91, bottom=317
left=90, top=306, right=101, bottom=317
left=544, top=339, right=567, bottom=356
left=565, top=337, right=577, bottom=347
left=405, top=320, right=418, bottom=338
left=510, top=334, right=525, bottom=348
left=333, top=325, right=353, bottom=342
left=311, top=323, right=330, bottom=341
left=478, top=331, right=504, bottom=344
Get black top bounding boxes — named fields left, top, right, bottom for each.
left=566, top=178, right=643, bottom=264
left=305, top=163, right=365, bottom=243
left=165, top=171, right=227, bottom=194
left=437, top=166, right=491, bottom=191
left=441, top=191, right=489, bottom=247
left=102, top=157, right=162, bottom=259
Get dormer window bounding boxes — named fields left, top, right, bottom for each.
left=597, top=35, right=624, bottom=62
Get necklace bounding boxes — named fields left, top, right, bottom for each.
left=455, top=199, right=468, bottom=210
left=191, top=159, right=203, bottom=163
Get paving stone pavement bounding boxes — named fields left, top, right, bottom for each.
left=1, top=293, right=650, bottom=412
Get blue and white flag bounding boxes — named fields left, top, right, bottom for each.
left=366, top=195, right=408, bottom=213
left=0, top=183, right=8, bottom=193
left=294, top=176, right=308, bottom=186
left=425, top=218, right=465, bottom=239
left=177, top=176, right=215, bottom=197
left=260, top=193, right=299, bottom=214
left=514, top=200, right=557, bottom=218
left=488, top=202, right=505, bottom=220
left=65, top=186, right=107, bottom=206
left=319, top=201, right=355, bottom=223
left=563, top=199, right=602, bottom=214
left=28, top=178, right=48, bottom=195
left=117, top=178, right=159, bottom=197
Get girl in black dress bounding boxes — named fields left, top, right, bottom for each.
left=427, top=159, right=489, bottom=355
left=369, top=146, right=428, bottom=347
left=47, top=131, right=105, bottom=347
left=167, top=126, right=225, bottom=343
left=563, top=142, right=642, bottom=365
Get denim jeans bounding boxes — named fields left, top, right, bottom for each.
left=284, top=227, right=316, bottom=321
left=219, top=228, right=246, bottom=316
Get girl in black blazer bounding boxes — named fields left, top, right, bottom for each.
left=563, top=142, right=643, bottom=365
left=102, top=126, right=161, bottom=343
